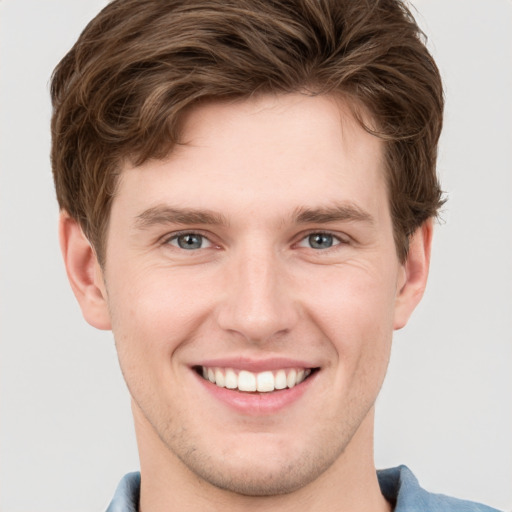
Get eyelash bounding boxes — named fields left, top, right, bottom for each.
left=296, top=231, right=348, bottom=250
left=162, top=230, right=349, bottom=252
left=163, top=230, right=214, bottom=250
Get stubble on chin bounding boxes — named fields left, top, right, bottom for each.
left=153, top=413, right=364, bottom=498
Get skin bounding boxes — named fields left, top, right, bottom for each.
left=60, top=93, right=432, bottom=512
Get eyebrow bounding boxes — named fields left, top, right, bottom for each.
left=134, top=206, right=229, bottom=229
left=134, top=202, right=374, bottom=230
left=293, top=203, right=375, bottom=225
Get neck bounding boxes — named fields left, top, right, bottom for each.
left=134, top=403, right=391, bottom=512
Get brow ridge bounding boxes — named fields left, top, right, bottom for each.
left=135, top=206, right=229, bottom=229
left=135, top=203, right=373, bottom=230
left=293, top=203, right=374, bottom=225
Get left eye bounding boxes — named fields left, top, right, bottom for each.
left=167, top=233, right=212, bottom=250
left=298, top=233, right=341, bottom=250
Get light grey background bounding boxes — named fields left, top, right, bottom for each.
left=0, top=1, right=511, bottom=510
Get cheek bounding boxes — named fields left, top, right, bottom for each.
left=106, top=266, right=214, bottom=369
left=305, top=262, right=398, bottom=341
left=303, top=263, right=396, bottom=390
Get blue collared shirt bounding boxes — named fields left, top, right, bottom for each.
left=106, top=465, right=501, bottom=511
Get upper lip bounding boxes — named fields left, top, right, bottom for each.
left=192, top=357, right=319, bottom=373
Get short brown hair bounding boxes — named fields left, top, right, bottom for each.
left=51, top=0, right=444, bottom=264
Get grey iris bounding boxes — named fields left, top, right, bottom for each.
left=177, top=234, right=203, bottom=249
left=309, top=233, right=333, bottom=249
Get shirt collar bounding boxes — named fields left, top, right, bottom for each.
left=106, top=465, right=500, bottom=512
left=105, top=471, right=140, bottom=512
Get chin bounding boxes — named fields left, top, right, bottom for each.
left=186, top=456, right=330, bottom=496
left=169, top=432, right=345, bottom=497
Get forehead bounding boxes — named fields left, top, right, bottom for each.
left=114, top=93, right=388, bottom=225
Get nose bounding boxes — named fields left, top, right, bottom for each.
left=216, top=246, right=300, bottom=344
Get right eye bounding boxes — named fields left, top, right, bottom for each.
left=296, top=232, right=345, bottom=250
left=166, top=233, right=213, bottom=250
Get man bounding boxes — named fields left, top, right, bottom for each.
left=50, top=0, right=501, bottom=510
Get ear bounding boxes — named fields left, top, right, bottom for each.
left=59, top=212, right=111, bottom=330
left=393, top=219, right=433, bottom=330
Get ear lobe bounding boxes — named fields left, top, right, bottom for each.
left=393, top=219, right=433, bottom=330
left=59, top=212, right=111, bottom=330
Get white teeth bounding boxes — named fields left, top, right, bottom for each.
left=238, top=370, right=257, bottom=392
left=225, top=368, right=237, bottom=389
left=256, top=371, right=274, bottom=392
left=200, top=366, right=313, bottom=392
left=274, top=369, right=287, bottom=390
left=287, top=369, right=297, bottom=388
left=215, top=368, right=225, bottom=388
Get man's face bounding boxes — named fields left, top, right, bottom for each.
left=98, top=94, right=410, bottom=494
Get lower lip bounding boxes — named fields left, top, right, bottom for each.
left=194, top=370, right=317, bottom=415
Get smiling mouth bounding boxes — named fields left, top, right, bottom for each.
left=194, top=366, right=318, bottom=393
